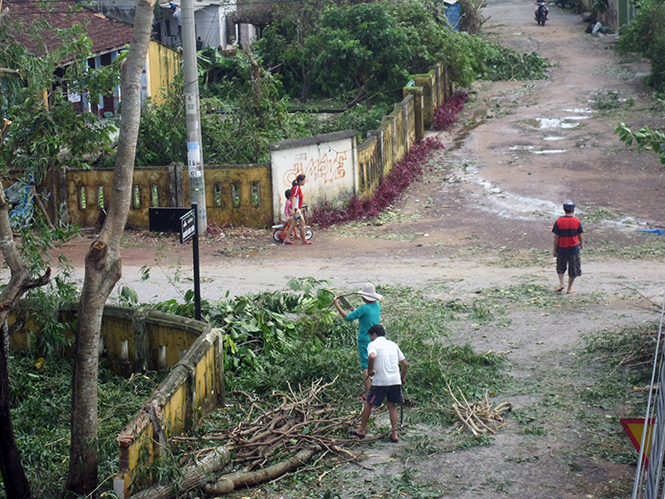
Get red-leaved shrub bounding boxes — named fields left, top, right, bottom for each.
left=432, top=91, right=469, bottom=131
left=309, top=137, right=445, bottom=228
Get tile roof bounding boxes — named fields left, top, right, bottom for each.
left=4, top=0, right=134, bottom=59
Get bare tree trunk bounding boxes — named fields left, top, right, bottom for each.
left=0, top=188, right=51, bottom=499
left=65, top=0, right=157, bottom=494
left=127, top=447, right=230, bottom=499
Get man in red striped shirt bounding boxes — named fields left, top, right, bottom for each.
left=552, top=200, right=584, bottom=294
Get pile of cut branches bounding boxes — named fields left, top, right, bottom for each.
left=448, top=386, right=511, bottom=436
left=219, top=378, right=360, bottom=469
left=159, top=378, right=365, bottom=497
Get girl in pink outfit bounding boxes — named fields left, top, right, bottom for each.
left=283, top=174, right=312, bottom=245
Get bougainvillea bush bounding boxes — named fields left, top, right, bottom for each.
left=309, top=137, right=444, bottom=228
left=432, top=91, right=469, bottom=131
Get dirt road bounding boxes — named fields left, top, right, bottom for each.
left=46, top=0, right=665, bottom=496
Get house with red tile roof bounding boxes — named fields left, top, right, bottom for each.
left=3, top=0, right=179, bottom=115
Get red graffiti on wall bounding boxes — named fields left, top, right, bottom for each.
left=283, top=151, right=348, bottom=186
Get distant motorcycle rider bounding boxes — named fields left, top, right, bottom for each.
left=535, top=0, right=549, bottom=24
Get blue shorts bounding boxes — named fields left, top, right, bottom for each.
left=366, top=385, right=404, bottom=407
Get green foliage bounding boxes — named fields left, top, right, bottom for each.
left=616, top=121, right=665, bottom=164
left=307, top=3, right=411, bottom=107
left=308, top=103, right=392, bottom=142
left=0, top=21, right=120, bottom=175
left=25, top=258, right=79, bottom=357
left=7, top=352, right=164, bottom=499
left=133, top=49, right=311, bottom=165
left=616, top=0, right=665, bottom=91
left=483, top=48, right=550, bottom=81
left=133, top=75, right=187, bottom=167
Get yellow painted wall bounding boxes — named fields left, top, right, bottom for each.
left=66, top=167, right=172, bottom=229
left=415, top=70, right=436, bottom=126
left=147, top=41, right=181, bottom=105
left=357, top=135, right=381, bottom=197
left=147, top=321, right=199, bottom=370
left=391, top=107, right=407, bottom=164
left=379, top=119, right=395, bottom=178
left=183, top=164, right=273, bottom=227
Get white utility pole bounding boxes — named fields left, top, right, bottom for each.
left=181, top=0, right=207, bottom=232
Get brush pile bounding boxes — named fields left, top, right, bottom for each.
left=220, top=378, right=360, bottom=469
left=448, top=386, right=512, bottom=436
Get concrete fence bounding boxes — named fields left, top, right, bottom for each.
left=10, top=305, right=225, bottom=498
left=39, top=61, right=450, bottom=230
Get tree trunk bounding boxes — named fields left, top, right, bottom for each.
left=127, top=447, right=230, bottom=499
left=65, top=0, right=157, bottom=494
left=204, top=447, right=320, bottom=496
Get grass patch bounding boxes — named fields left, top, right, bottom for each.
left=587, top=236, right=665, bottom=259
left=580, top=206, right=623, bottom=224
left=7, top=352, right=165, bottom=498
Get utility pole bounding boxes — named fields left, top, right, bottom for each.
left=181, top=0, right=207, bottom=233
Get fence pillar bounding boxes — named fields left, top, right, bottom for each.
left=404, top=87, right=425, bottom=141
left=169, top=162, right=184, bottom=207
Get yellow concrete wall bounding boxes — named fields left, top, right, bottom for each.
left=391, top=106, right=407, bottom=164
left=414, top=70, right=436, bottom=127
left=147, top=41, right=181, bottom=105
left=379, top=119, right=395, bottom=178
left=66, top=167, right=172, bottom=229
left=117, top=412, right=154, bottom=496
left=102, top=312, right=136, bottom=375
left=162, top=383, right=187, bottom=436
left=357, top=135, right=382, bottom=198
left=147, top=320, right=199, bottom=370
left=183, top=164, right=273, bottom=228
left=194, top=344, right=220, bottom=419
left=404, top=94, right=417, bottom=148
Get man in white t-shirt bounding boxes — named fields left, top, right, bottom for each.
left=349, top=324, right=407, bottom=443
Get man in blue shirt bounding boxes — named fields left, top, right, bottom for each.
left=333, top=282, right=382, bottom=397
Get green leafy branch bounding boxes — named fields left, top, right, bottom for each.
left=615, top=122, right=665, bottom=164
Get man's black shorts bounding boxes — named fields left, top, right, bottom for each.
left=367, top=385, right=404, bottom=407
left=556, top=252, right=582, bottom=278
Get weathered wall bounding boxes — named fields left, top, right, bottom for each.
left=270, top=131, right=357, bottom=222
left=114, top=322, right=223, bottom=498
left=146, top=41, right=181, bottom=105
left=10, top=304, right=224, bottom=498
left=183, top=163, right=273, bottom=227
left=415, top=69, right=437, bottom=127
left=63, top=163, right=272, bottom=229
left=56, top=60, right=450, bottom=229
left=357, top=134, right=382, bottom=197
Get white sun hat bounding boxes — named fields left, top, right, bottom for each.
left=358, top=283, right=383, bottom=302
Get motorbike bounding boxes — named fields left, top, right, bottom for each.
left=535, top=1, right=548, bottom=25
left=272, top=205, right=314, bottom=242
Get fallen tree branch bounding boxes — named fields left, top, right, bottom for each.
left=127, top=446, right=230, bottom=499
left=204, top=446, right=320, bottom=496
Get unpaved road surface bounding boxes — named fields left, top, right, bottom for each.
left=31, top=0, right=665, bottom=497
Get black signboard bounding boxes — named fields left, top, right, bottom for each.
left=149, top=207, right=192, bottom=233
left=149, top=204, right=202, bottom=321
left=180, top=209, right=195, bottom=244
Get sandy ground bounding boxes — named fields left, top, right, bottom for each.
left=7, top=0, right=665, bottom=496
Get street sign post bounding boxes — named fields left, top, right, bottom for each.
left=180, top=209, right=195, bottom=244
left=148, top=204, right=202, bottom=321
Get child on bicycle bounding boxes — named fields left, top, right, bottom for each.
left=283, top=174, right=313, bottom=245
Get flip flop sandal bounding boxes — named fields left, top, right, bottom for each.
left=284, top=241, right=296, bottom=245
left=349, top=430, right=366, bottom=439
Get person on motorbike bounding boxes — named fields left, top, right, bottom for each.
left=535, top=0, right=548, bottom=23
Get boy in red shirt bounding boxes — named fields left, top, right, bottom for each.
left=552, top=200, right=584, bottom=294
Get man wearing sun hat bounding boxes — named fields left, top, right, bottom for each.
left=333, top=283, right=382, bottom=397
